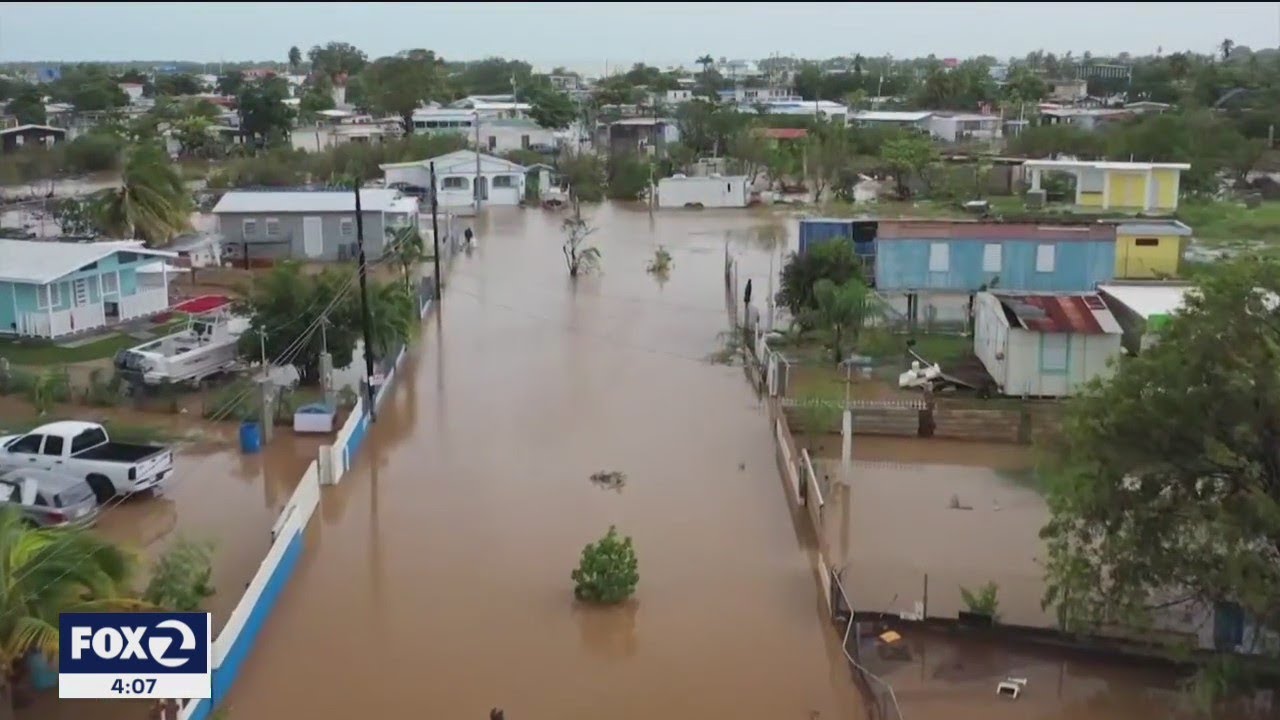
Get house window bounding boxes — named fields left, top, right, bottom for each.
left=493, top=175, right=515, bottom=188
left=37, top=283, right=62, bottom=310
left=487, top=136, right=497, bottom=150
left=102, top=272, right=119, bottom=295
left=521, top=134, right=531, bottom=149
left=982, top=243, right=1002, bottom=272
left=1135, top=237, right=1160, bottom=247
left=442, top=177, right=469, bottom=190
left=1035, top=244, right=1056, bottom=273
left=117, top=251, right=137, bottom=263
left=1040, top=334, right=1069, bottom=374
left=265, top=218, right=281, bottom=238
left=340, top=218, right=355, bottom=238
left=243, top=219, right=258, bottom=238
left=928, top=242, right=950, bottom=272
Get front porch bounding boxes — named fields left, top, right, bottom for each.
left=16, top=286, right=170, bottom=339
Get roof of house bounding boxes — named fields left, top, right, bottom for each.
left=0, top=124, right=67, bottom=136
left=931, top=112, right=999, bottom=122
left=877, top=219, right=1114, bottom=242
left=610, top=117, right=676, bottom=126
left=1114, top=220, right=1193, bottom=236
left=991, top=292, right=1122, bottom=335
left=761, top=127, right=808, bottom=140
left=1097, top=283, right=1193, bottom=320
left=480, top=118, right=542, bottom=129
left=1022, top=159, right=1192, bottom=171
left=380, top=149, right=527, bottom=174
left=853, top=111, right=933, bottom=122
left=211, top=189, right=416, bottom=214
left=0, top=239, right=174, bottom=285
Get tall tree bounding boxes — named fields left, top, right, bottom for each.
left=1042, top=259, right=1280, bottom=654
left=288, top=45, right=303, bottom=72
left=237, top=77, right=295, bottom=147
left=527, top=87, right=576, bottom=130
left=696, top=54, right=714, bottom=76
left=6, top=84, right=46, bottom=125
left=362, top=50, right=448, bottom=134
left=881, top=134, right=937, bottom=199
left=308, top=41, right=368, bottom=82
left=0, top=506, right=142, bottom=718
left=216, top=70, right=245, bottom=97
left=804, top=278, right=880, bottom=364
left=1220, top=38, right=1235, bottom=62
left=95, top=143, right=192, bottom=245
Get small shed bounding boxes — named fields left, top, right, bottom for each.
left=1113, top=220, right=1193, bottom=279
left=656, top=174, right=749, bottom=209
left=1097, top=282, right=1193, bottom=355
left=973, top=291, right=1122, bottom=398
left=1, top=124, right=67, bottom=154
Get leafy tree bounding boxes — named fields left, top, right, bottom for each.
left=559, top=152, right=605, bottom=203
left=571, top=526, right=639, bottom=604
left=6, top=85, right=45, bottom=125
left=49, top=64, right=127, bottom=111
left=776, top=241, right=863, bottom=319
left=387, top=225, right=425, bottom=291
left=151, top=73, right=202, bottom=97
left=173, top=116, right=218, bottom=158
left=1003, top=66, right=1047, bottom=103
left=1041, top=258, right=1280, bottom=644
left=215, top=71, right=245, bottom=97
left=309, top=41, right=368, bottom=82
left=726, top=125, right=770, bottom=185
left=239, top=262, right=416, bottom=384
left=803, top=277, right=880, bottom=364
left=0, top=506, right=141, bottom=715
left=675, top=98, right=747, bottom=157
left=362, top=50, right=448, bottom=134
left=452, top=57, right=532, bottom=96
left=143, top=538, right=215, bottom=612
left=696, top=54, right=714, bottom=75
left=53, top=197, right=101, bottom=236
left=805, top=120, right=859, bottom=202
left=1006, top=124, right=1106, bottom=159
left=288, top=45, right=303, bottom=72
left=881, top=134, right=937, bottom=199
left=561, top=198, right=601, bottom=278
left=605, top=152, right=649, bottom=200
left=298, top=75, right=336, bottom=122
left=95, top=143, right=191, bottom=244
left=527, top=87, right=576, bottom=130
left=237, top=77, right=295, bottom=147
left=63, top=130, right=124, bottom=173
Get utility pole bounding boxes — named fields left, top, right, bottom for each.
left=429, top=161, right=442, bottom=300
left=353, top=182, right=378, bottom=421
left=474, top=111, right=483, bottom=214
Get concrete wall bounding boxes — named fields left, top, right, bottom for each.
left=216, top=211, right=391, bottom=262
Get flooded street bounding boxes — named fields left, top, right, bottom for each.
left=222, top=204, right=862, bottom=719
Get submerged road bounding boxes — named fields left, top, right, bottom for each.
left=223, top=203, right=862, bottom=720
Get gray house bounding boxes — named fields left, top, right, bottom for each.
left=211, top=189, right=421, bottom=264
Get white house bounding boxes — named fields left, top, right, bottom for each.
left=973, top=291, right=1122, bottom=398
left=926, top=113, right=1002, bottom=142
left=477, top=119, right=556, bottom=154
left=850, top=110, right=934, bottom=132
left=118, top=83, right=146, bottom=105
left=380, top=150, right=528, bottom=208
left=657, top=175, right=750, bottom=209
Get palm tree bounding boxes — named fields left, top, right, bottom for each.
left=387, top=225, right=426, bottom=292
left=804, top=278, right=881, bottom=365
left=1220, top=38, right=1235, bottom=61
left=288, top=45, right=302, bottom=72
left=363, top=280, right=417, bottom=359
left=0, top=507, right=142, bottom=715
left=95, top=143, right=191, bottom=246
left=696, top=54, right=714, bottom=76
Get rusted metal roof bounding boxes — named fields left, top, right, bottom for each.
left=761, top=127, right=808, bottom=140
left=877, top=220, right=1115, bottom=242
left=993, top=292, right=1122, bottom=335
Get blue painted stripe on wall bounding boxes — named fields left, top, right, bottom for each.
left=345, top=411, right=369, bottom=462
left=210, top=528, right=305, bottom=703
left=184, top=698, right=211, bottom=720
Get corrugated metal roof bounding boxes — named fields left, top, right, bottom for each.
left=0, top=239, right=174, bottom=285
left=762, top=128, right=808, bottom=139
left=1097, top=283, right=1192, bottom=319
left=877, top=220, right=1114, bottom=242
left=994, top=292, right=1122, bottom=335
left=212, top=189, right=415, bottom=214
left=853, top=111, right=933, bottom=122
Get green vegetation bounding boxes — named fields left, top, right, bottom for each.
left=143, top=538, right=216, bottom=612
left=1041, top=258, right=1280, bottom=669
left=647, top=246, right=673, bottom=275
left=571, top=526, right=639, bottom=604
left=0, top=334, right=136, bottom=365
left=803, top=278, right=882, bottom=365
left=95, top=143, right=193, bottom=245
left=960, top=581, right=1001, bottom=619
left=561, top=200, right=601, bottom=278
left=777, top=242, right=866, bottom=321
left=1178, top=199, right=1280, bottom=244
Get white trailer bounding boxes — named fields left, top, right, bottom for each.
left=657, top=174, right=750, bottom=209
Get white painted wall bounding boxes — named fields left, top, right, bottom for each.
left=657, top=175, right=750, bottom=208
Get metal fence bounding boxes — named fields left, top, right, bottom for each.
left=831, top=569, right=905, bottom=720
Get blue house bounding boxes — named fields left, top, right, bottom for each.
left=0, top=240, right=177, bottom=339
left=874, top=220, right=1116, bottom=293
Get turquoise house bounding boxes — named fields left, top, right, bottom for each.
left=0, top=240, right=176, bottom=338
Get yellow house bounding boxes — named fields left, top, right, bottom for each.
left=1023, top=159, right=1191, bottom=212
left=1113, top=220, right=1193, bottom=279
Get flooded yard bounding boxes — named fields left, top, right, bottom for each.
left=216, top=204, right=861, bottom=720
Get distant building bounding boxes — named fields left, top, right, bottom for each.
left=380, top=150, right=528, bottom=208
left=1047, top=78, right=1089, bottom=103
left=851, top=110, right=934, bottom=132
left=291, top=110, right=399, bottom=152
left=476, top=118, right=557, bottom=154
left=118, top=83, right=146, bottom=105
left=1023, top=159, right=1190, bottom=212
left=0, top=124, right=66, bottom=154
left=739, top=99, right=847, bottom=122
left=606, top=118, right=679, bottom=157
left=926, top=112, right=1001, bottom=142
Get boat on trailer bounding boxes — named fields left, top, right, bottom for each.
left=115, top=309, right=250, bottom=387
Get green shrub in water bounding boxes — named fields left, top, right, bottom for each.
left=571, top=526, right=639, bottom=604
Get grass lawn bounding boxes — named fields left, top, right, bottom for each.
left=0, top=333, right=140, bottom=365
left=780, top=330, right=974, bottom=403
left=1178, top=199, right=1280, bottom=244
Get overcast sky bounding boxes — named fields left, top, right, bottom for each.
left=2, top=2, right=1277, bottom=73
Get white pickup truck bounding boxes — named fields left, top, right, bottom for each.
left=0, top=421, right=175, bottom=502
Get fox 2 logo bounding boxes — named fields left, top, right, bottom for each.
left=60, top=613, right=210, bottom=675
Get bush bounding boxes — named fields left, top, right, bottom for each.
left=571, top=526, right=639, bottom=604
left=83, top=368, right=124, bottom=407
left=605, top=152, right=650, bottom=200
left=143, top=538, right=215, bottom=611
left=0, top=365, right=38, bottom=396
left=959, top=581, right=1000, bottom=619
left=63, top=131, right=125, bottom=174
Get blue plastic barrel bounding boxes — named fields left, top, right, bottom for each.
left=239, top=421, right=262, bottom=454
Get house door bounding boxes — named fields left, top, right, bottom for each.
left=72, top=278, right=89, bottom=307
left=475, top=176, right=489, bottom=201
left=303, top=216, right=323, bottom=258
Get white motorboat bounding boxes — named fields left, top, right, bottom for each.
left=115, top=309, right=250, bottom=386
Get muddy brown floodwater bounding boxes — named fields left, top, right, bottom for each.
left=222, top=204, right=862, bottom=720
